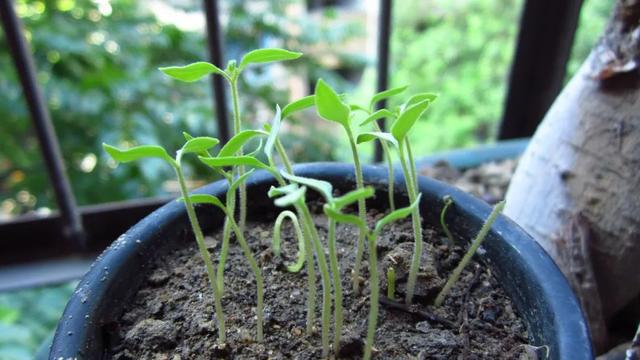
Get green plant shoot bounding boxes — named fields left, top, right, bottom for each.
left=325, top=193, right=421, bottom=360
left=434, top=200, right=506, bottom=307
left=314, top=78, right=368, bottom=294
left=102, top=138, right=228, bottom=344
left=272, top=210, right=305, bottom=273
left=387, top=267, right=396, bottom=300
left=160, top=48, right=302, bottom=234
left=440, top=195, right=455, bottom=245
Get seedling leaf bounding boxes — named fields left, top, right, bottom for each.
left=159, top=62, right=225, bottom=82
left=374, top=194, right=422, bottom=235
left=280, top=171, right=333, bottom=202
left=229, top=169, right=256, bottom=194
left=268, top=183, right=299, bottom=198
left=315, top=79, right=350, bottom=126
left=332, top=186, right=375, bottom=211
left=181, top=137, right=219, bottom=154
left=264, top=105, right=282, bottom=160
left=356, top=132, right=399, bottom=147
left=274, top=186, right=307, bottom=207
left=359, top=109, right=395, bottom=127
left=349, top=104, right=368, bottom=113
left=199, top=155, right=270, bottom=170
left=219, top=130, right=267, bottom=158
left=391, top=100, right=430, bottom=142
left=183, top=194, right=226, bottom=212
left=239, top=48, right=302, bottom=70
left=404, top=92, right=439, bottom=108
left=103, top=143, right=172, bottom=163
left=282, top=95, right=315, bottom=119
left=369, top=85, right=409, bottom=109
left=323, top=206, right=366, bottom=230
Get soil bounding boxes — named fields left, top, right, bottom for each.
left=110, top=159, right=531, bottom=359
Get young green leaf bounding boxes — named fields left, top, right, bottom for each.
left=239, top=48, right=302, bottom=70
left=391, top=100, right=431, bottom=142
left=280, top=171, right=333, bottom=202
left=323, top=205, right=366, bottom=230
left=218, top=130, right=267, bottom=158
left=314, top=79, right=350, bottom=127
left=103, top=143, right=172, bottom=163
left=349, top=104, right=369, bottom=113
left=359, top=109, right=395, bottom=127
left=268, top=183, right=300, bottom=198
left=332, top=186, right=375, bottom=211
left=356, top=132, right=399, bottom=147
left=199, top=155, right=270, bottom=171
left=183, top=194, right=226, bottom=212
left=181, top=137, right=220, bottom=155
left=264, top=105, right=282, bottom=160
left=274, top=186, right=307, bottom=207
left=369, top=85, right=409, bottom=110
left=229, top=169, right=256, bottom=194
left=374, top=194, right=422, bottom=235
left=159, top=62, right=226, bottom=82
left=404, top=92, right=439, bottom=108
left=282, top=95, right=315, bottom=119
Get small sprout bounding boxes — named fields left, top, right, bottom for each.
left=387, top=267, right=396, bottom=300
left=434, top=200, right=506, bottom=307
left=440, top=195, right=455, bottom=245
left=273, top=210, right=306, bottom=273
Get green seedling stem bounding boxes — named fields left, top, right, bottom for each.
left=434, top=200, right=506, bottom=307
left=440, top=195, right=455, bottom=245
left=387, top=267, right=396, bottom=299
left=327, top=217, right=343, bottom=353
left=364, top=230, right=380, bottom=360
left=371, top=120, right=396, bottom=211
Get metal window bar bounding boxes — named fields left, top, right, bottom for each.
left=0, top=0, right=585, bottom=290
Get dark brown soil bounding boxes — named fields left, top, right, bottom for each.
left=110, top=182, right=530, bottom=359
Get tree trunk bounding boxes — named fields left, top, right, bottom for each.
left=504, top=1, right=640, bottom=353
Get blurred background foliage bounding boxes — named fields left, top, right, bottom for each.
left=0, top=0, right=611, bottom=357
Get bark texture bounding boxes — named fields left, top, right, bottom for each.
left=504, top=1, right=640, bottom=353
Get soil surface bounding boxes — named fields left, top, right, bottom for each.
left=110, top=160, right=531, bottom=359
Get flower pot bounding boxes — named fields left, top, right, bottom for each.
left=50, top=162, right=593, bottom=359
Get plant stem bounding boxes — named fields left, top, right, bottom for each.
left=434, top=200, right=505, bottom=307
left=174, top=165, right=226, bottom=343
left=301, top=202, right=332, bottom=358
left=327, top=218, right=343, bottom=353
left=275, top=138, right=293, bottom=174
left=226, top=210, right=264, bottom=342
left=364, top=231, right=379, bottom=360
left=440, top=196, right=455, bottom=246
left=406, top=138, right=418, bottom=191
left=371, top=121, right=395, bottom=211
left=217, top=185, right=235, bottom=292
left=398, top=141, right=423, bottom=304
left=345, top=125, right=367, bottom=294
left=230, top=78, right=247, bottom=232
left=387, top=267, right=396, bottom=299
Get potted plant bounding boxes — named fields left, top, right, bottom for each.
left=50, top=49, right=592, bottom=359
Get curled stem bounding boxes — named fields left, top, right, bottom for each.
left=434, top=200, right=505, bottom=307
left=440, top=195, right=455, bottom=246
left=273, top=210, right=306, bottom=272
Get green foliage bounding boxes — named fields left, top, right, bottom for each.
left=374, top=194, right=422, bottom=235
left=391, top=100, right=431, bottom=143
left=158, top=62, right=226, bottom=82
left=102, top=144, right=172, bottom=164
left=239, top=48, right=302, bottom=70
left=314, top=79, right=351, bottom=126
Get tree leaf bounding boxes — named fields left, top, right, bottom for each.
left=103, top=143, right=172, bottom=163
left=281, top=171, right=333, bottom=201
left=264, top=105, right=282, bottom=161
left=199, top=155, right=270, bottom=170
left=314, top=79, right=350, bottom=127
left=391, top=100, right=431, bottom=142
left=359, top=109, right=395, bottom=127
left=218, top=130, right=267, bottom=157
left=369, top=85, right=409, bottom=109
left=181, top=136, right=219, bottom=154
left=404, top=92, right=439, bottom=108
left=374, top=194, right=422, bottom=235
left=159, top=62, right=225, bottom=82
left=184, top=194, right=226, bottom=212
left=356, top=131, right=399, bottom=147
left=323, top=205, right=366, bottom=230
left=282, top=95, right=315, bottom=119
left=332, top=186, right=375, bottom=210
left=239, top=48, right=302, bottom=70
left=274, top=185, right=307, bottom=207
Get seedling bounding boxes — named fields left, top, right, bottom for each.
left=102, top=138, right=228, bottom=343
left=324, top=192, right=422, bottom=360
left=356, top=91, right=438, bottom=304
left=387, top=267, right=397, bottom=300
left=434, top=200, right=506, bottom=307
left=272, top=210, right=306, bottom=273
left=160, top=48, right=302, bottom=233
left=440, top=195, right=455, bottom=245
left=314, top=79, right=368, bottom=294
